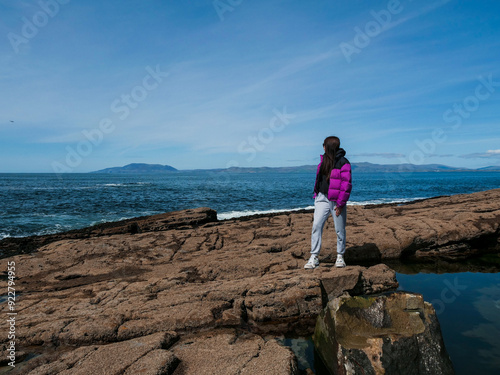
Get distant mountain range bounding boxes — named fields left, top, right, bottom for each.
left=351, top=162, right=471, bottom=173
left=92, top=163, right=178, bottom=173
left=477, top=166, right=500, bottom=171
left=91, top=162, right=500, bottom=174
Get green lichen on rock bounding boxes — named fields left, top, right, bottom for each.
left=341, top=295, right=377, bottom=309
left=313, top=291, right=455, bottom=374
left=313, top=304, right=339, bottom=373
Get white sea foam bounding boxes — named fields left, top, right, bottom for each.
left=95, top=182, right=153, bottom=188
left=33, top=225, right=70, bottom=236
left=349, top=197, right=425, bottom=206
left=81, top=183, right=130, bottom=188
left=89, top=212, right=162, bottom=226
left=0, top=225, right=75, bottom=240
left=217, top=197, right=425, bottom=220
left=217, top=206, right=315, bottom=220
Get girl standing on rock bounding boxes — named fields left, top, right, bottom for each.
left=305, top=136, right=352, bottom=269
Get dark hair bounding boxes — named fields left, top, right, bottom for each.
left=320, top=136, right=340, bottom=176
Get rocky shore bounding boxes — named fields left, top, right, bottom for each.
left=0, top=189, right=499, bottom=374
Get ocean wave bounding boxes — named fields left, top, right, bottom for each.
left=88, top=211, right=163, bottom=226
left=98, top=182, right=154, bottom=188
left=30, top=213, right=74, bottom=218
left=217, top=206, right=315, bottom=220
left=217, top=197, right=425, bottom=220
left=89, top=216, right=137, bottom=226
left=76, top=182, right=155, bottom=189
left=32, top=225, right=72, bottom=237
left=0, top=233, right=11, bottom=240
left=349, top=197, right=426, bottom=205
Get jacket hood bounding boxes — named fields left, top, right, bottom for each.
left=320, top=148, right=346, bottom=161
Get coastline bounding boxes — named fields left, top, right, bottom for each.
left=2, top=188, right=499, bottom=261
left=3, top=170, right=500, bottom=243
left=0, top=198, right=429, bottom=242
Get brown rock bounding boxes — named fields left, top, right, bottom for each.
left=0, top=207, right=217, bottom=258
left=123, top=350, right=179, bottom=375
left=1, top=189, right=498, bottom=373
left=0, top=221, right=398, bottom=373
left=23, top=332, right=179, bottom=375
left=344, top=189, right=500, bottom=260
left=171, top=330, right=298, bottom=375
left=320, top=264, right=399, bottom=301
left=313, top=292, right=455, bottom=375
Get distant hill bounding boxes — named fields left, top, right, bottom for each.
left=205, top=163, right=473, bottom=174
left=477, top=166, right=500, bottom=171
left=91, top=162, right=499, bottom=174
left=351, top=162, right=471, bottom=173
left=92, top=163, right=177, bottom=173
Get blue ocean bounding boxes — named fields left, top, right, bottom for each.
left=1, top=171, right=499, bottom=374
left=1, top=171, right=499, bottom=239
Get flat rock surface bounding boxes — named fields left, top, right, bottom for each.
left=2, top=189, right=499, bottom=261
left=0, top=207, right=218, bottom=258
left=1, top=189, right=499, bottom=373
left=19, top=332, right=179, bottom=375
left=342, top=188, right=500, bottom=261
left=171, top=330, right=299, bottom=375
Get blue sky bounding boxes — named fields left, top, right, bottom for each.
left=0, top=0, right=499, bottom=172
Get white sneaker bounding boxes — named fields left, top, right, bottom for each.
left=304, top=255, right=319, bottom=269
left=335, top=255, right=346, bottom=268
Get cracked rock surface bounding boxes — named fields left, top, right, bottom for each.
left=1, top=189, right=498, bottom=374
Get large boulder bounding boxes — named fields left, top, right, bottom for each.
left=313, top=292, right=454, bottom=374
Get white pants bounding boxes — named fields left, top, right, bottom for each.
left=311, top=192, right=347, bottom=256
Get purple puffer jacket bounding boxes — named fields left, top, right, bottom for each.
left=313, top=149, right=352, bottom=208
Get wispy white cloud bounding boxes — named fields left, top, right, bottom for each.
left=427, top=154, right=455, bottom=158
left=232, top=51, right=338, bottom=96
left=351, top=152, right=405, bottom=159
left=460, top=150, right=500, bottom=159
left=1, top=0, right=500, bottom=172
